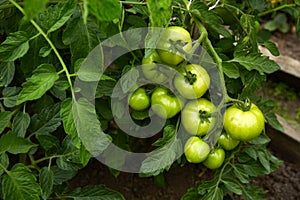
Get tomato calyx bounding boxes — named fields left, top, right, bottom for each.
left=199, top=110, right=212, bottom=124
left=168, top=39, right=189, bottom=55
left=184, top=69, right=197, bottom=85
left=237, top=98, right=252, bottom=112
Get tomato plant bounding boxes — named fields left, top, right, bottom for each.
left=203, top=148, right=225, bottom=170
left=174, top=64, right=210, bottom=99
left=184, top=136, right=210, bottom=163
left=218, top=132, right=240, bottom=151
left=156, top=26, right=192, bottom=65
left=151, top=87, right=182, bottom=119
left=181, top=98, right=216, bottom=136
left=129, top=87, right=150, bottom=111
left=0, top=0, right=298, bottom=199
left=224, top=102, right=265, bottom=141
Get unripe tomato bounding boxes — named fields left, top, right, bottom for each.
left=218, top=132, right=240, bottom=150
left=156, top=26, right=192, bottom=65
left=182, top=98, right=216, bottom=136
left=129, top=88, right=150, bottom=111
left=184, top=136, right=210, bottom=163
left=142, top=50, right=169, bottom=83
left=151, top=87, right=181, bottom=119
left=224, top=103, right=265, bottom=141
left=174, top=64, right=210, bottom=99
left=203, top=148, right=225, bottom=169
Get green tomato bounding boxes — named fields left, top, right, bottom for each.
left=129, top=88, right=150, bottom=111
left=174, top=64, right=210, bottom=99
left=142, top=51, right=169, bottom=83
left=218, top=132, right=240, bottom=151
left=184, top=136, right=210, bottom=163
left=156, top=26, right=192, bottom=65
left=203, top=148, right=225, bottom=169
left=151, top=87, right=181, bottom=119
left=224, top=103, right=265, bottom=141
left=182, top=98, right=216, bottom=136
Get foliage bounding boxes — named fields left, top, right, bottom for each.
left=0, top=0, right=298, bottom=199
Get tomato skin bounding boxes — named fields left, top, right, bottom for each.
left=203, top=148, right=225, bottom=169
left=218, top=132, right=240, bottom=151
left=184, top=136, right=210, bottom=163
left=128, top=88, right=150, bottom=111
left=142, top=51, right=169, bottom=83
left=151, top=87, right=181, bottom=119
left=224, top=103, right=265, bottom=141
left=174, top=64, right=210, bottom=99
left=182, top=98, right=216, bottom=136
left=156, top=26, right=192, bottom=65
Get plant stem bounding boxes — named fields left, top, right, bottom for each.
left=120, top=1, right=147, bottom=5
left=0, top=163, right=9, bottom=174
left=9, top=0, right=75, bottom=99
left=194, top=20, right=230, bottom=105
left=258, top=4, right=296, bottom=17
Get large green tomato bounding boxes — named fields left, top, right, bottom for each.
left=184, top=136, right=210, bottom=163
left=156, top=26, right=192, bottom=65
left=203, top=148, right=225, bottom=169
left=151, top=87, right=181, bottom=119
left=224, top=103, right=265, bottom=141
left=218, top=132, right=240, bottom=151
left=182, top=98, right=216, bottom=136
left=174, top=64, right=210, bottom=99
left=142, top=51, right=169, bottom=83
left=128, top=88, right=150, bottom=111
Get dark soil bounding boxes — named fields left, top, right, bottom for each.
left=68, top=144, right=300, bottom=200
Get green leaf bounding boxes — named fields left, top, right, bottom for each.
left=39, top=46, right=52, bottom=57
left=0, top=131, right=37, bottom=154
left=95, top=80, right=116, bottom=98
left=29, top=103, right=61, bottom=135
left=12, top=112, right=31, bottom=137
left=36, top=134, right=60, bottom=154
left=222, top=179, right=243, bottom=195
left=56, top=135, right=82, bottom=171
left=65, top=185, right=125, bottom=200
left=131, top=110, right=150, bottom=120
left=2, top=163, right=41, bottom=200
left=120, top=68, right=139, bottom=93
left=0, top=111, right=13, bottom=134
left=0, top=153, right=9, bottom=176
left=140, top=138, right=182, bottom=176
left=202, top=187, right=224, bottom=200
left=61, top=98, right=79, bottom=147
left=181, top=187, right=201, bottom=200
left=244, top=147, right=257, bottom=160
left=24, top=0, right=49, bottom=21
left=79, top=144, right=91, bottom=167
left=0, top=31, right=30, bottom=62
left=37, top=0, right=77, bottom=33
left=230, top=53, right=280, bottom=74
left=257, top=149, right=271, bottom=172
left=16, top=64, right=59, bottom=105
left=240, top=70, right=266, bottom=97
left=51, top=165, right=77, bottom=185
left=147, top=0, right=172, bottom=27
left=0, top=62, right=15, bottom=87
left=249, top=134, right=271, bottom=145
left=233, top=165, right=249, bottom=184
left=152, top=125, right=176, bottom=147
left=62, top=16, right=102, bottom=65
left=222, top=62, right=240, bottom=79
left=256, top=97, right=283, bottom=132
left=39, top=167, right=54, bottom=200
left=2, top=87, right=20, bottom=108
left=261, top=41, right=279, bottom=56
left=87, top=0, right=121, bottom=22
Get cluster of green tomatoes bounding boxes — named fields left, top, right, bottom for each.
left=128, top=26, right=265, bottom=170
